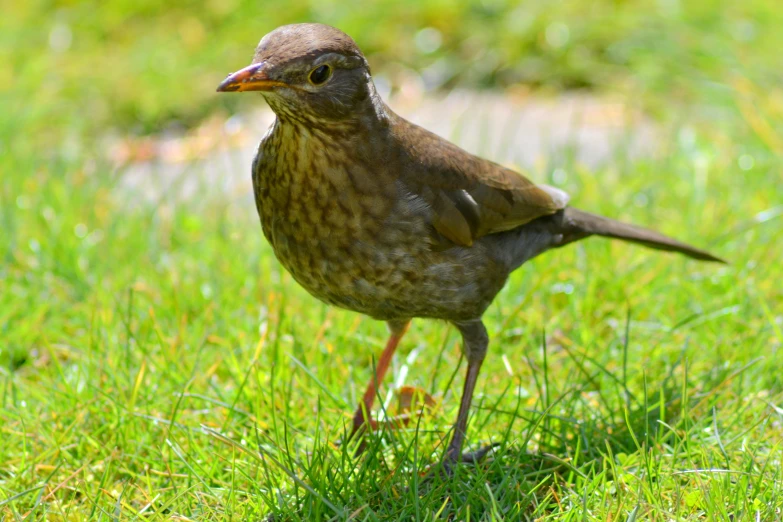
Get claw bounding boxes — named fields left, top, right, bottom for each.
left=428, top=442, right=500, bottom=479
left=458, top=442, right=501, bottom=464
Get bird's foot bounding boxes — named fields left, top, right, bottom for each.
left=454, top=442, right=501, bottom=464
left=340, top=414, right=414, bottom=456
left=428, top=442, right=500, bottom=479
left=337, top=418, right=373, bottom=456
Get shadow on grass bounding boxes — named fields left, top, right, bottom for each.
left=209, top=334, right=753, bottom=521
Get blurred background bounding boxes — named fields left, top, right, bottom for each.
left=5, top=0, right=782, bottom=204
left=4, top=0, right=783, bottom=147
left=2, top=0, right=782, bottom=518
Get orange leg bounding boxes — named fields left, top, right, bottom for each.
left=349, top=320, right=410, bottom=440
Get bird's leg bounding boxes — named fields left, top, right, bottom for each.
left=348, top=319, right=410, bottom=442
left=442, top=320, right=496, bottom=470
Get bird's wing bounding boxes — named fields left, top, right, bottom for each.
left=393, top=119, right=569, bottom=247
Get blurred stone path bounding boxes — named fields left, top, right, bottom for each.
left=118, top=90, right=656, bottom=203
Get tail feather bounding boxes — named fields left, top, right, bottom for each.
left=560, top=208, right=725, bottom=263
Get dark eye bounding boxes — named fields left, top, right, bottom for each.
left=309, top=65, right=332, bottom=85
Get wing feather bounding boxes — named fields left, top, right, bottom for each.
left=392, top=117, right=569, bottom=247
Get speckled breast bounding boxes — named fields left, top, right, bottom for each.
left=252, top=123, right=421, bottom=318
left=251, top=121, right=506, bottom=322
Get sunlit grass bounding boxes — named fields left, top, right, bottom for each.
left=2, top=100, right=781, bottom=518
left=2, top=0, right=783, bottom=519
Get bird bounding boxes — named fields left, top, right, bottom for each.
left=217, top=23, right=723, bottom=471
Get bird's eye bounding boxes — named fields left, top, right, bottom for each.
left=308, top=65, right=332, bottom=85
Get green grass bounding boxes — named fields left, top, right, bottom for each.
left=2, top=0, right=783, bottom=520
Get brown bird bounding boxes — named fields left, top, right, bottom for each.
left=217, top=23, right=723, bottom=470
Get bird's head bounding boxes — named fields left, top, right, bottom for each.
left=217, top=23, right=378, bottom=124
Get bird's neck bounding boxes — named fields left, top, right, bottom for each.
left=267, top=83, right=388, bottom=132
left=254, top=93, right=395, bottom=233
left=259, top=93, right=392, bottom=186
left=265, top=89, right=391, bottom=174
left=253, top=102, right=395, bottom=252
left=264, top=113, right=384, bottom=186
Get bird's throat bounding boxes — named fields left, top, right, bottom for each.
left=253, top=117, right=395, bottom=248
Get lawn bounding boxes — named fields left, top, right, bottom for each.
left=1, top=0, right=782, bottom=520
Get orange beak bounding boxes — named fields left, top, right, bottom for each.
left=216, top=63, right=287, bottom=92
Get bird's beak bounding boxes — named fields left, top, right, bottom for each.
left=216, top=63, right=287, bottom=92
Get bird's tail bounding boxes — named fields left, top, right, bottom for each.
left=557, top=208, right=725, bottom=263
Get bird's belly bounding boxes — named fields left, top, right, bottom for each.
left=263, top=215, right=505, bottom=321
left=266, top=222, right=418, bottom=314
